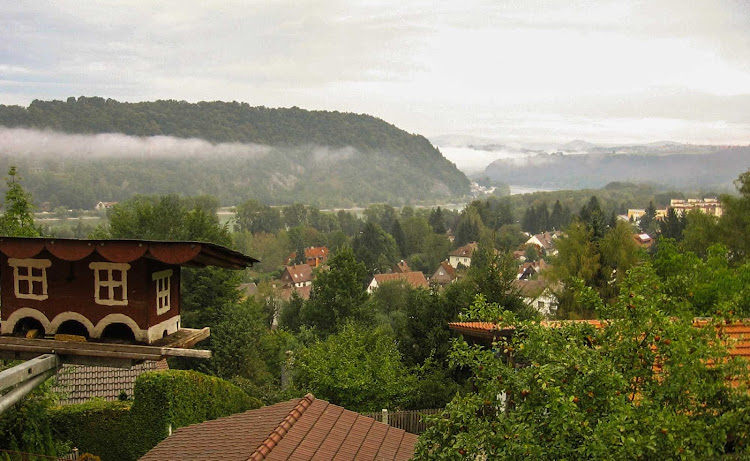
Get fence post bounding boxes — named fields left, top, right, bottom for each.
left=382, top=408, right=388, bottom=426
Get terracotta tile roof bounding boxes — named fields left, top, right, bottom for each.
left=371, top=271, right=429, bottom=289
left=305, top=246, right=329, bottom=259
left=141, top=394, right=418, bottom=461
left=282, top=264, right=313, bottom=285
left=53, top=359, right=168, bottom=405
left=286, top=247, right=329, bottom=266
left=449, top=320, right=750, bottom=359
left=449, top=242, right=478, bottom=258
left=393, top=260, right=411, bottom=273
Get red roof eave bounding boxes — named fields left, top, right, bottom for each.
left=0, top=237, right=258, bottom=270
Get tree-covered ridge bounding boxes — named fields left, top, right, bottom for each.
left=0, top=97, right=470, bottom=208
left=483, top=147, right=750, bottom=190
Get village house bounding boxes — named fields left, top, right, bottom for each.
left=94, top=201, right=117, bottom=211
left=0, top=237, right=256, bottom=344
left=517, top=259, right=548, bottom=280
left=634, top=233, right=652, bottom=247
left=448, top=242, right=478, bottom=269
left=430, top=260, right=457, bottom=285
left=279, top=264, right=313, bottom=288
left=278, top=263, right=314, bottom=301
left=392, top=260, right=411, bottom=273
left=285, top=246, right=329, bottom=268
left=367, top=271, right=428, bottom=293
left=513, top=279, right=557, bottom=317
left=142, top=394, right=417, bottom=460
left=525, top=231, right=562, bottom=256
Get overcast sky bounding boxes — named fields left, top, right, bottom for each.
left=2, top=0, right=749, bottom=145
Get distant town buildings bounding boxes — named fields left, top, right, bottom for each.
left=669, top=198, right=722, bottom=217
left=627, top=197, right=722, bottom=224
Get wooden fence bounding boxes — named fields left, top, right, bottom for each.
left=361, top=408, right=442, bottom=435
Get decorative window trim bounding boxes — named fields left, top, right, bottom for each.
left=152, top=269, right=173, bottom=315
left=8, top=258, right=51, bottom=301
left=89, top=262, right=130, bottom=306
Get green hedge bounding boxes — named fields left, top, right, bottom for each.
left=49, top=400, right=132, bottom=461
left=50, top=370, right=261, bottom=461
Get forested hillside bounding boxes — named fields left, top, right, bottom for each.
left=0, top=97, right=470, bottom=208
left=484, top=147, right=750, bottom=190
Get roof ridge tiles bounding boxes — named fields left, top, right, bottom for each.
left=247, top=393, right=316, bottom=461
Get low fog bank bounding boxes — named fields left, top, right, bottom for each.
left=0, top=127, right=273, bottom=159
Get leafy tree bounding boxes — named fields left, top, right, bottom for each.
left=719, top=169, right=750, bottom=261
left=0, top=167, right=41, bottom=237
left=352, top=221, right=400, bottom=275
left=454, top=207, right=482, bottom=247
left=549, top=199, right=569, bottom=230
left=390, top=219, right=408, bottom=258
left=300, top=246, right=369, bottom=336
left=680, top=209, right=720, bottom=257
left=235, top=199, right=283, bottom=235
left=468, top=245, right=530, bottom=317
left=279, top=292, right=305, bottom=333
left=599, top=220, right=642, bottom=297
left=579, top=196, right=607, bottom=240
left=0, top=168, right=62, bottom=457
left=524, top=244, right=539, bottom=262
left=291, top=323, right=415, bottom=412
left=401, top=215, right=432, bottom=256
left=210, top=298, right=271, bottom=382
left=400, top=286, right=463, bottom=367
left=640, top=200, right=657, bottom=234
left=659, top=207, right=685, bottom=240
left=282, top=203, right=309, bottom=228
left=416, top=266, right=750, bottom=459
left=408, top=232, right=451, bottom=274
left=363, top=203, right=397, bottom=232
left=336, top=210, right=361, bottom=236
left=429, top=206, right=447, bottom=234
left=652, top=239, right=750, bottom=317
left=549, top=220, right=601, bottom=317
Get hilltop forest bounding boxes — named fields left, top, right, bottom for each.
left=0, top=97, right=470, bottom=208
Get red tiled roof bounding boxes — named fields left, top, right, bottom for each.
left=283, top=264, right=313, bottom=284
left=449, top=242, right=478, bottom=258
left=305, top=246, right=329, bottom=259
left=286, top=247, right=329, bottom=266
left=372, top=271, right=429, bottom=289
left=141, top=394, right=418, bottom=461
left=393, top=260, right=411, bottom=273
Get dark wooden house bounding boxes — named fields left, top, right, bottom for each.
left=0, top=238, right=257, bottom=345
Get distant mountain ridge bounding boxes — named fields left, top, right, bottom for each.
left=0, top=97, right=470, bottom=208
left=483, top=147, right=750, bottom=190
